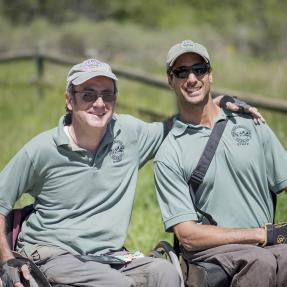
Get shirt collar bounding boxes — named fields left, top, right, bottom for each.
left=53, top=115, right=117, bottom=147
left=53, top=116, right=69, bottom=146
left=171, top=108, right=233, bottom=137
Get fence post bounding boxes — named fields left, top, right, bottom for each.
left=35, top=51, right=44, bottom=98
left=36, top=53, right=44, bottom=82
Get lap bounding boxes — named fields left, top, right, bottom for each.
left=20, top=245, right=134, bottom=286
left=266, top=244, right=287, bottom=258
left=119, top=256, right=177, bottom=286
left=19, top=245, right=180, bottom=287
left=183, top=244, right=284, bottom=276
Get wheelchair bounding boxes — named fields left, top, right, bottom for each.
left=149, top=192, right=278, bottom=287
left=150, top=237, right=231, bottom=287
left=5, top=204, right=231, bottom=287
left=4, top=204, right=71, bottom=287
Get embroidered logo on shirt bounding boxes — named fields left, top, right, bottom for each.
left=231, top=125, right=252, bottom=145
left=109, top=140, right=125, bottom=162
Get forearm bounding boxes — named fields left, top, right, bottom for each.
left=174, top=221, right=265, bottom=252
left=0, top=215, right=14, bottom=262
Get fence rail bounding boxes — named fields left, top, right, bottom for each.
left=0, top=52, right=287, bottom=114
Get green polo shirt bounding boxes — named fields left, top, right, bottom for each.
left=155, top=109, right=287, bottom=231
left=0, top=114, right=164, bottom=255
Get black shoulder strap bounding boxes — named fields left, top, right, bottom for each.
left=163, top=116, right=175, bottom=138
left=173, top=119, right=227, bottom=256
left=188, top=119, right=228, bottom=192
left=188, top=119, right=228, bottom=226
left=173, top=119, right=228, bottom=256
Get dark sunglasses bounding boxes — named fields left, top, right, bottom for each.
left=74, top=90, right=116, bottom=102
left=171, top=63, right=211, bottom=79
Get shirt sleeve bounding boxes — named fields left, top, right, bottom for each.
left=0, top=148, right=38, bottom=215
left=154, top=160, right=198, bottom=232
left=136, top=120, right=165, bottom=168
left=263, top=125, right=287, bottom=193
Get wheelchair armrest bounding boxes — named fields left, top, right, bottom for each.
left=5, top=204, right=34, bottom=250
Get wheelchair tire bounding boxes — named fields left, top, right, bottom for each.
left=150, top=241, right=184, bottom=287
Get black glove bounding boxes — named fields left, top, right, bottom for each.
left=0, top=265, right=14, bottom=287
left=1, top=258, right=30, bottom=286
left=262, top=223, right=287, bottom=247
left=219, top=95, right=251, bottom=113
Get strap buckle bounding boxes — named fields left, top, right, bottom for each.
left=189, top=170, right=204, bottom=185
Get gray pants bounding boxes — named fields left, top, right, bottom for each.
left=20, top=245, right=181, bottom=287
left=182, top=244, right=287, bottom=287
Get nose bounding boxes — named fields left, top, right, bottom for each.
left=186, top=71, right=197, bottom=82
left=92, top=96, right=105, bottom=107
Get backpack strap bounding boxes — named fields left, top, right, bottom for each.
left=173, top=118, right=228, bottom=255
left=188, top=119, right=228, bottom=226
left=163, top=116, right=176, bottom=137
left=188, top=119, right=228, bottom=192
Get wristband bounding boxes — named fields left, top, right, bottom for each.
left=261, top=222, right=287, bottom=247
left=219, top=95, right=251, bottom=113
left=260, top=223, right=273, bottom=247
left=219, top=95, right=235, bottom=108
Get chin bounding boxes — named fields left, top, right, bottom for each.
left=184, top=97, right=204, bottom=106
left=185, top=92, right=208, bottom=105
left=89, top=117, right=112, bottom=129
left=88, top=120, right=107, bottom=129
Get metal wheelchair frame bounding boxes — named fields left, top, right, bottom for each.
left=150, top=240, right=231, bottom=287
left=4, top=205, right=71, bottom=287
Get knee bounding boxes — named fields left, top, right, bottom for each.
left=102, top=272, right=135, bottom=287
left=247, top=248, right=277, bottom=272
left=150, top=258, right=176, bottom=273
left=148, top=258, right=181, bottom=284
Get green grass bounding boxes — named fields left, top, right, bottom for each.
left=0, top=60, right=286, bottom=255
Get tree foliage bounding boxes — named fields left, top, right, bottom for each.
left=0, top=0, right=286, bottom=57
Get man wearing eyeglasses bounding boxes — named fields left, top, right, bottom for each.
left=0, top=59, right=182, bottom=287
left=0, top=56, right=264, bottom=287
left=154, top=40, right=287, bottom=286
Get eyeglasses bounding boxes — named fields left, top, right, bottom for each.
left=171, top=63, right=211, bottom=79
left=74, top=90, right=116, bottom=102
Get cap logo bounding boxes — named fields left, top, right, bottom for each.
left=181, top=40, right=195, bottom=49
left=79, top=59, right=105, bottom=71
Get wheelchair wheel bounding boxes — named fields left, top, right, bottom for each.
left=150, top=241, right=184, bottom=287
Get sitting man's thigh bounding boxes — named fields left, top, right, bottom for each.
left=20, top=245, right=135, bottom=287
left=120, top=256, right=181, bottom=287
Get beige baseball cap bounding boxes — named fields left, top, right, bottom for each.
left=66, top=59, right=118, bottom=88
left=166, top=40, right=210, bottom=71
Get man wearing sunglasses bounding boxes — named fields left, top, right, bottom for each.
left=154, top=40, right=287, bottom=286
left=0, top=56, right=263, bottom=287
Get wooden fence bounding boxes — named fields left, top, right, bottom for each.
left=0, top=52, right=287, bottom=116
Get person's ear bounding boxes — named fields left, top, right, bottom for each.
left=167, top=74, right=174, bottom=90
left=209, top=72, right=213, bottom=84
left=65, top=92, right=73, bottom=112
